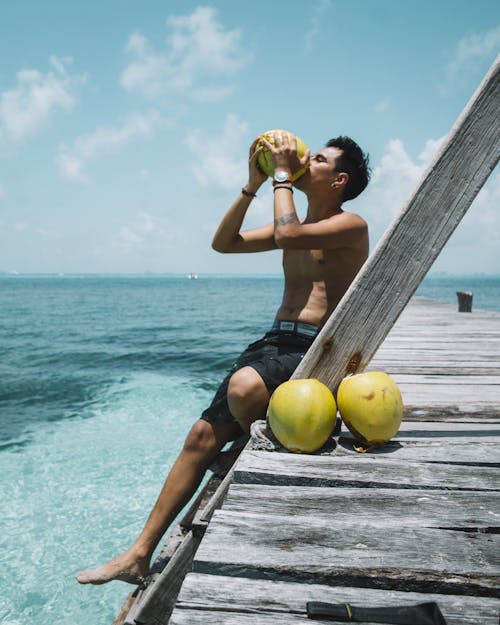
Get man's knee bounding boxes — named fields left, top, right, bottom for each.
left=183, top=420, right=217, bottom=455
left=227, top=367, right=269, bottom=407
left=183, top=419, right=238, bottom=457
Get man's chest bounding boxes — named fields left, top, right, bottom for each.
left=283, top=249, right=338, bottom=279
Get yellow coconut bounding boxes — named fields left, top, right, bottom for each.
left=337, top=371, right=403, bottom=445
left=267, top=378, right=337, bottom=453
left=256, top=129, right=310, bottom=180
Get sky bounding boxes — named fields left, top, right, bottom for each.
left=0, top=0, right=499, bottom=275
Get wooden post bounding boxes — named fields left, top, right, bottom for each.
left=457, top=291, right=473, bottom=312
left=292, top=54, right=500, bottom=389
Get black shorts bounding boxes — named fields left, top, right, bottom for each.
left=200, top=325, right=317, bottom=432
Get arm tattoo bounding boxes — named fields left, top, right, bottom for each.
left=274, top=213, right=299, bottom=227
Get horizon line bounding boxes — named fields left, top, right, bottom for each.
left=1, top=271, right=499, bottom=278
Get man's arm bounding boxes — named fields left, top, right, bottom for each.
left=273, top=189, right=368, bottom=250
left=212, top=138, right=277, bottom=254
left=264, top=132, right=368, bottom=250
left=211, top=191, right=277, bottom=253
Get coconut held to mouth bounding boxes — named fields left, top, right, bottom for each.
left=255, top=129, right=310, bottom=181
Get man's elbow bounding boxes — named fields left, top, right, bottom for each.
left=274, top=229, right=298, bottom=249
left=212, top=240, right=228, bottom=253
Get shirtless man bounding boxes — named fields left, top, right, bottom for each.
left=76, top=131, right=370, bottom=586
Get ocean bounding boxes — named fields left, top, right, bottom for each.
left=1, top=273, right=499, bottom=625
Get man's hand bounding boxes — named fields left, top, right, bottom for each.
left=261, top=131, right=310, bottom=178
left=247, top=137, right=268, bottom=193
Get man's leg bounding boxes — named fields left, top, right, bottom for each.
left=227, top=366, right=270, bottom=433
left=76, top=418, right=240, bottom=585
left=76, top=366, right=270, bottom=587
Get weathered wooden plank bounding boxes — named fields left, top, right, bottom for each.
left=401, top=396, right=499, bottom=415
left=372, top=302, right=500, bottom=393
left=292, top=54, right=500, bottom=391
left=124, top=531, right=201, bottom=625
left=112, top=593, right=138, bottom=625
left=392, top=374, right=500, bottom=385
left=364, top=373, right=500, bottom=415
left=249, top=430, right=500, bottom=463
left=194, top=452, right=241, bottom=531
left=341, top=429, right=500, bottom=444
left=374, top=351, right=500, bottom=359
left=395, top=421, right=500, bottom=434
left=379, top=296, right=500, bottom=322
left=169, top=573, right=500, bottom=625
left=392, top=429, right=500, bottom=443
left=222, top=485, right=500, bottom=530
left=194, top=510, right=500, bottom=596
left=334, top=436, right=500, bottom=464
left=402, top=407, right=500, bottom=422
left=171, top=613, right=315, bottom=624
left=234, top=450, right=499, bottom=490
left=374, top=344, right=500, bottom=354
left=378, top=342, right=500, bottom=351
left=380, top=322, right=500, bottom=333
left=384, top=367, right=500, bottom=375
left=370, top=300, right=500, bottom=418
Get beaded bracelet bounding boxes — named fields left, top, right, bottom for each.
left=241, top=188, right=257, bottom=198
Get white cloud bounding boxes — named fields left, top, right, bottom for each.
left=357, top=136, right=445, bottom=240
left=441, top=25, right=500, bottom=93
left=0, top=56, right=85, bottom=150
left=114, top=211, right=174, bottom=249
left=37, top=227, right=60, bottom=239
left=368, top=139, right=422, bottom=214
left=304, top=0, right=331, bottom=53
left=118, top=226, right=144, bottom=246
left=120, top=6, right=249, bottom=100
left=458, top=168, right=500, bottom=236
left=356, top=137, right=499, bottom=273
left=57, top=111, right=161, bottom=183
left=184, top=113, right=249, bottom=190
left=374, top=97, right=391, bottom=113
left=417, top=136, right=447, bottom=164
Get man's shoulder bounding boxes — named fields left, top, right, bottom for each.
left=330, top=209, right=368, bottom=230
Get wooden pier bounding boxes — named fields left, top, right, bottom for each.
left=116, top=57, right=500, bottom=624
left=120, top=298, right=500, bottom=625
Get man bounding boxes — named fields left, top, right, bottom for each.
left=76, top=131, right=370, bottom=586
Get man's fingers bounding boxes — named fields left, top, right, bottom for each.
left=250, top=145, right=264, bottom=161
left=259, top=137, right=274, bottom=151
left=249, top=136, right=261, bottom=153
left=284, top=132, right=298, bottom=147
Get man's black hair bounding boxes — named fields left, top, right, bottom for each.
left=325, top=136, right=371, bottom=201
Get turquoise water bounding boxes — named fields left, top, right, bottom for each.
left=1, top=274, right=499, bottom=625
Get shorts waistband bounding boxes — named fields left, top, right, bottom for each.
left=271, top=320, right=320, bottom=338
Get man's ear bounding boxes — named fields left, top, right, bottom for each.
left=336, top=172, right=349, bottom=189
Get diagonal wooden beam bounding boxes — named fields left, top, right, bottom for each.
left=292, top=54, right=500, bottom=389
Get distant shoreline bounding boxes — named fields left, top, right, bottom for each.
left=1, top=272, right=499, bottom=279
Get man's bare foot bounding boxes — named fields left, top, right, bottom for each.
left=75, top=552, right=149, bottom=587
